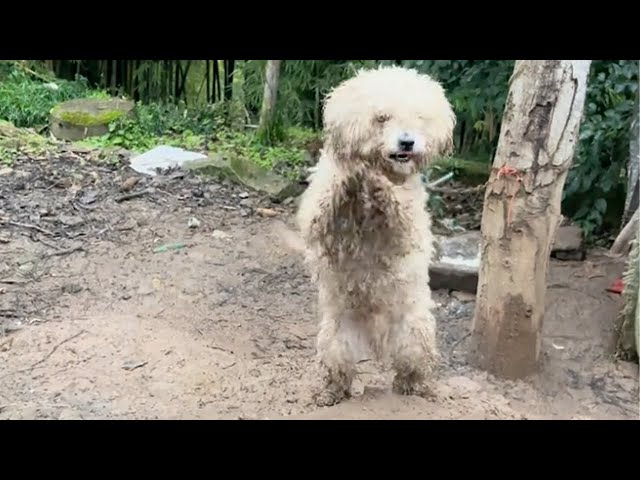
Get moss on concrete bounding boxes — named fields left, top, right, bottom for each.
left=52, top=108, right=126, bottom=127
left=49, top=98, right=135, bottom=141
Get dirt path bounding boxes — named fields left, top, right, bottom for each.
left=0, top=154, right=638, bottom=420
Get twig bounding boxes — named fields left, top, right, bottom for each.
left=45, top=245, right=84, bottom=258
left=426, top=172, right=454, bottom=189
left=17, top=64, right=53, bottom=83
left=210, top=345, right=234, bottom=354
left=32, top=330, right=86, bottom=369
left=115, top=189, right=150, bottom=203
left=0, top=330, right=86, bottom=379
left=450, top=332, right=471, bottom=354
left=7, top=221, right=55, bottom=237
left=34, top=236, right=62, bottom=251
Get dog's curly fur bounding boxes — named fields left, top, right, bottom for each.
left=296, top=66, right=456, bottom=406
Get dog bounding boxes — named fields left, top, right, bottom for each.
left=295, top=65, right=456, bottom=406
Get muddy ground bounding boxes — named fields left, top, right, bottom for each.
left=0, top=152, right=638, bottom=420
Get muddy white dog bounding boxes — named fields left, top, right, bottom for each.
left=294, top=66, right=456, bottom=406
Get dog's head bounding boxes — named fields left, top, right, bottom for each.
left=322, top=66, right=456, bottom=178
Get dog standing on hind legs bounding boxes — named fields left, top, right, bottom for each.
left=295, top=66, right=457, bottom=407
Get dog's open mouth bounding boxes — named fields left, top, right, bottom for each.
left=389, top=153, right=412, bottom=163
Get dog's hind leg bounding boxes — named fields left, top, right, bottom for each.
left=389, top=309, right=439, bottom=398
left=314, top=311, right=359, bottom=407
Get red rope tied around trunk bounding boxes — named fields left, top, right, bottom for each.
left=495, top=165, right=523, bottom=226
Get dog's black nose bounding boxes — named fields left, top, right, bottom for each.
left=399, top=137, right=415, bottom=152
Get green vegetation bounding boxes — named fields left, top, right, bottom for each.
left=0, top=119, right=53, bottom=166
left=0, top=59, right=637, bottom=243
left=54, top=108, right=127, bottom=127
left=0, top=66, right=108, bottom=129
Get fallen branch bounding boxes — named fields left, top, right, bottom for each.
left=115, top=189, right=150, bottom=203
left=45, top=245, right=84, bottom=258
left=0, top=330, right=86, bottom=379
left=450, top=332, right=471, bottom=354
left=32, top=330, right=87, bottom=369
left=7, top=221, right=55, bottom=237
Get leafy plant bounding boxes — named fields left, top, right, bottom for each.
left=563, top=60, right=638, bottom=241
left=206, top=127, right=315, bottom=180
left=0, top=67, right=100, bottom=129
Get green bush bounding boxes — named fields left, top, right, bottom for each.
left=563, top=60, right=638, bottom=241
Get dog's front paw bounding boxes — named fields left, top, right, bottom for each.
left=392, top=374, right=436, bottom=401
left=313, top=384, right=350, bottom=407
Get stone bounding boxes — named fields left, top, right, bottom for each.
left=50, top=98, right=135, bottom=141
left=59, top=214, right=84, bottom=227
left=212, top=229, right=232, bottom=241
left=429, top=231, right=480, bottom=293
left=130, top=145, right=207, bottom=176
left=184, top=154, right=305, bottom=202
left=551, top=225, right=585, bottom=260
left=451, top=290, right=476, bottom=302
left=0, top=167, right=13, bottom=176
left=429, top=225, right=587, bottom=292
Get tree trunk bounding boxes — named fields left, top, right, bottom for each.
left=213, top=60, right=221, bottom=102
left=469, top=60, right=592, bottom=379
left=610, top=209, right=639, bottom=256
left=223, top=60, right=235, bottom=103
left=617, top=232, right=639, bottom=360
left=257, top=60, right=283, bottom=141
left=110, top=60, right=117, bottom=96
left=623, top=88, right=639, bottom=225
left=205, top=60, right=211, bottom=104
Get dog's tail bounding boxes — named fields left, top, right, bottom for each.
left=273, top=220, right=307, bottom=255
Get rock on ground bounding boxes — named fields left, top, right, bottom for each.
left=551, top=225, right=585, bottom=260
left=130, top=145, right=207, bottom=176
left=185, top=154, right=304, bottom=202
left=430, top=225, right=586, bottom=292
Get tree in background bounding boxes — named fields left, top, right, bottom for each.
left=257, top=60, right=282, bottom=143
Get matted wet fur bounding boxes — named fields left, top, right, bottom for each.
left=295, top=66, right=456, bottom=406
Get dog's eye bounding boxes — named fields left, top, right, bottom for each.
left=375, top=114, right=390, bottom=123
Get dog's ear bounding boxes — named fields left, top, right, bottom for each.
left=438, top=132, right=455, bottom=158
left=325, top=120, right=365, bottom=160
left=433, top=109, right=457, bottom=159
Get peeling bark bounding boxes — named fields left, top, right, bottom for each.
left=469, top=60, right=592, bottom=379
